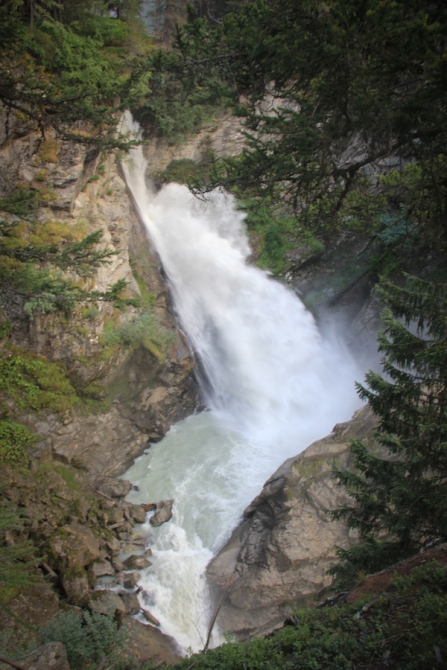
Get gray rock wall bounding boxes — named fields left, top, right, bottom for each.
left=207, top=406, right=378, bottom=640
left=0, top=108, right=200, bottom=485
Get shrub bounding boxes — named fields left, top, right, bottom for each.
left=40, top=609, right=124, bottom=668
left=0, top=421, right=38, bottom=468
left=103, top=312, right=175, bottom=353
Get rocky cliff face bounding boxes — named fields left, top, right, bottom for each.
left=207, top=405, right=378, bottom=641
left=141, top=111, right=244, bottom=176
left=0, top=109, right=202, bottom=664
left=0, top=108, right=201, bottom=485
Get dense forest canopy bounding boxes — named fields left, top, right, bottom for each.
left=0, top=0, right=152, bottom=150
left=143, top=0, right=447, bottom=271
left=68, top=0, right=439, bottom=278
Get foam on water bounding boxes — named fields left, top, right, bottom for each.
left=121, top=113, right=362, bottom=651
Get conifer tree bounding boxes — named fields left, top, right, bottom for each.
left=0, top=202, right=137, bottom=317
left=332, top=274, right=447, bottom=584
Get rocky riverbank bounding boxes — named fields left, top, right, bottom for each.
left=0, top=460, right=183, bottom=666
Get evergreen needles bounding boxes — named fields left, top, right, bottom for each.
left=332, top=275, right=447, bottom=585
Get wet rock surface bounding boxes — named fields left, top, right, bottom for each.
left=207, top=406, right=379, bottom=640
left=88, top=590, right=127, bottom=618
left=120, top=617, right=181, bottom=667
left=120, top=591, right=141, bottom=615
left=150, top=499, right=174, bottom=527
left=122, top=554, right=152, bottom=570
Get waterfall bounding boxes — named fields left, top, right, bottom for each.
left=121, top=114, right=362, bottom=652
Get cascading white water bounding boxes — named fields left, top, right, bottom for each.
left=121, top=114, right=362, bottom=652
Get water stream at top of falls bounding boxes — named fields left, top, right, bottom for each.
left=120, top=114, right=363, bottom=652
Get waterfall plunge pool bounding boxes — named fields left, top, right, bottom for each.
left=120, top=112, right=363, bottom=653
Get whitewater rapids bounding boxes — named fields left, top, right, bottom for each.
left=121, top=114, right=362, bottom=652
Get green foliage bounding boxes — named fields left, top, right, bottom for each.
left=0, top=347, right=80, bottom=469
left=157, top=158, right=203, bottom=185
left=0, top=497, right=42, bottom=604
left=0, top=321, right=11, bottom=339
left=170, top=559, right=447, bottom=670
left=53, top=465, right=80, bottom=490
left=103, top=311, right=175, bottom=354
left=0, top=350, right=79, bottom=415
left=0, top=189, right=38, bottom=218
left=0, top=2, right=149, bottom=150
left=134, top=32, right=235, bottom=139
left=0, top=421, right=38, bottom=469
left=0, top=627, right=35, bottom=663
left=238, top=198, right=296, bottom=274
left=0, top=217, right=137, bottom=317
left=332, top=274, right=447, bottom=585
left=78, top=14, right=129, bottom=45
left=161, top=0, right=447, bottom=260
left=40, top=609, right=125, bottom=668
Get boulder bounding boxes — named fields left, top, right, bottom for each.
left=47, top=523, right=101, bottom=570
left=119, top=617, right=181, bottom=667
left=122, top=543, right=145, bottom=554
left=106, top=536, right=121, bottom=555
left=150, top=499, right=174, bottom=527
left=142, top=609, right=161, bottom=627
left=120, top=591, right=141, bottom=615
left=62, top=572, right=90, bottom=605
left=129, top=530, right=146, bottom=542
left=123, top=572, right=140, bottom=589
left=111, top=556, right=124, bottom=572
left=88, top=590, right=126, bottom=618
left=91, top=559, right=115, bottom=578
left=207, top=406, right=379, bottom=640
left=123, top=555, right=152, bottom=571
left=98, top=478, right=132, bottom=499
left=107, top=506, right=124, bottom=525
left=125, top=502, right=148, bottom=524
left=17, top=642, right=70, bottom=670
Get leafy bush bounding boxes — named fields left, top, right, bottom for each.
left=0, top=421, right=38, bottom=469
left=76, top=15, right=129, bottom=45
left=40, top=609, right=124, bottom=668
left=103, top=312, right=175, bottom=353
left=0, top=352, right=78, bottom=414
